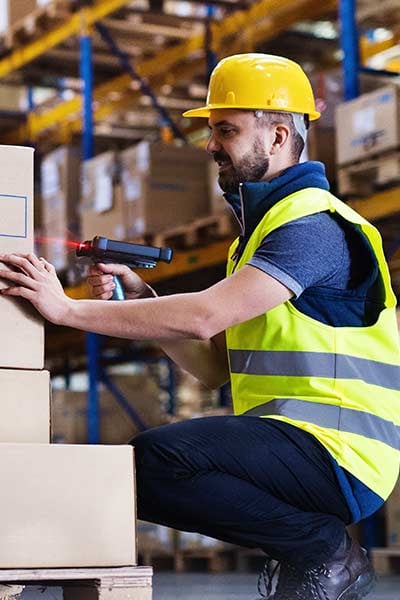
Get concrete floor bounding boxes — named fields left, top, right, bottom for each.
left=18, top=573, right=400, bottom=599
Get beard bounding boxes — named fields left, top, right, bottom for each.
left=214, top=138, right=270, bottom=194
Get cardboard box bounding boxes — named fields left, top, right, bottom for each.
left=51, top=374, right=168, bottom=444
left=7, top=0, right=36, bottom=27
left=0, top=145, right=44, bottom=369
left=39, top=146, right=81, bottom=271
left=0, top=443, right=136, bottom=567
left=80, top=184, right=127, bottom=241
left=120, top=142, right=211, bottom=236
left=386, top=479, right=400, bottom=546
left=0, top=369, right=50, bottom=443
left=335, top=85, right=400, bottom=166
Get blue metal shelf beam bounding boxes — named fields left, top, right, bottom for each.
left=339, top=0, right=360, bottom=100
left=80, top=30, right=100, bottom=444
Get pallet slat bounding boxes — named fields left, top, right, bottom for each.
left=371, top=546, right=400, bottom=575
left=0, top=566, right=152, bottom=585
left=338, top=150, right=400, bottom=198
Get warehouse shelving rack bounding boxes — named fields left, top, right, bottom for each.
left=0, top=0, right=341, bottom=445
left=0, top=0, right=398, bottom=481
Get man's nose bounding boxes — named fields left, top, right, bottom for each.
left=206, top=134, right=221, bottom=154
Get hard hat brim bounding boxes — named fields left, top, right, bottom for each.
left=183, top=105, right=320, bottom=120
left=182, top=106, right=210, bottom=118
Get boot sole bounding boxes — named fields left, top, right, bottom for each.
left=338, top=569, right=376, bottom=600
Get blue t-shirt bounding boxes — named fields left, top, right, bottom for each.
left=247, top=211, right=384, bottom=328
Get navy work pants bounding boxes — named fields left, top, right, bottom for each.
left=131, top=416, right=351, bottom=567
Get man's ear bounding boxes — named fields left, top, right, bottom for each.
left=270, top=124, right=290, bottom=154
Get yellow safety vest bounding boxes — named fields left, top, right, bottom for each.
left=226, top=187, right=400, bottom=499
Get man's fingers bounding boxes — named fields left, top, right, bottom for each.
left=39, top=257, right=55, bottom=272
left=1, top=285, right=35, bottom=301
left=87, top=274, right=114, bottom=286
left=0, top=268, right=38, bottom=289
left=0, top=253, right=44, bottom=278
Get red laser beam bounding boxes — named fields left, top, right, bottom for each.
left=34, top=235, right=81, bottom=251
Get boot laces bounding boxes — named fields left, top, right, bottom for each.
left=299, top=564, right=332, bottom=600
left=257, top=558, right=280, bottom=598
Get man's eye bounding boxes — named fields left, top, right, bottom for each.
left=220, top=128, right=235, bottom=136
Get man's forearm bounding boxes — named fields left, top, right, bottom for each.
left=61, top=292, right=216, bottom=341
left=61, top=293, right=229, bottom=389
left=159, top=337, right=229, bottom=390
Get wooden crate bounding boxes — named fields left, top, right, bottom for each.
left=337, top=150, right=400, bottom=198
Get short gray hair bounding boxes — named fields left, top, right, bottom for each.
left=254, top=110, right=308, bottom=162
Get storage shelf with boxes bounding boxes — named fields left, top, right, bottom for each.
left=335, top=84, right=400, bottom=198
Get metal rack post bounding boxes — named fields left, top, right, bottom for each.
left=80, top=18, right=101, bottom=444
left=339, top=0, right=360, bottom=101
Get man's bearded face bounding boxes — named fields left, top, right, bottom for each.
left=213, top=136, right=270, bottom=194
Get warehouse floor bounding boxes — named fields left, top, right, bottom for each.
left=19, top=573, right=400, bottom=599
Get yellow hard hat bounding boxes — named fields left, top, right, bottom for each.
left=183, top=53, right=320, bottom=120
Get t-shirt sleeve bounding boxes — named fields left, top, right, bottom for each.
left=247, top=212, right=346, bottom=298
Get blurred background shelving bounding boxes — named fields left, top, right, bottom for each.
left=0, top=0, right=400, bottom=574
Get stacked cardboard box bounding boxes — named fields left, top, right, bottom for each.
left=80, top=142, right=215, bottom=241
left=0, top=145, right=137, bottom=568
left=5, top=0, right=37, bottom=28
left=174, top=369, right=220, bottom=420
left=51, top=373, right=170, bottom=444
left=38, top=146, right=81, bottom=272
left=335, top=85, right=400, bottom=167
left=335, top=85, right=400, bottom=196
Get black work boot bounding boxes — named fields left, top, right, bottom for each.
left=257, top=534, right=376, bottom=599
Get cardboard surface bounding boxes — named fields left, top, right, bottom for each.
left=120, top=142, right=211, bottom=235
left=335, top=85, right=400, bottom=166
left=0, top=444, right=136, bottom=567
left=0, top=369, right=50, bottom=443
left=51, top=374, right=168, bottom=444
left=0, top=145, right=44, bottom=369
left=80, top=184, right=127, bottom=241
left=7, top=0, right=36, bottom=26
left=39, top=146, right=81, bottom=271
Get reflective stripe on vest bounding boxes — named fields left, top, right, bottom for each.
left=229, top=349, right=400, bottom=391
left=242, top=398, right=400, bottom=451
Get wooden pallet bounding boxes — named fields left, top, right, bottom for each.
left=371, top=546, right=400, bottom=575
left=0, top=566, right=152, bottom=600
left=147, top=213, right=235, bottom=250
left=337, top=150, right=400, bottom=198
left=0, top=0, right=72, bottom=51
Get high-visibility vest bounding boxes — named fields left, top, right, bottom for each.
left=226, top=187, right=400, bottom=499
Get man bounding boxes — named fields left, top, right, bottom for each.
left=0, top=54, right=398, bottom=600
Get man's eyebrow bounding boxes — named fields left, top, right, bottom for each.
left=208, top=120, right=238, bottom=129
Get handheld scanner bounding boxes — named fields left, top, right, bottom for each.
left=76, top=236, right=173, bottom=300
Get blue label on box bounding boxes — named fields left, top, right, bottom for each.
left=0, top=194, right=28, bottom=238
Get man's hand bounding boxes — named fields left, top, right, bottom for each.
left=87, top=263, right=156, bottom=300
left=0, top=253, right=71, bottom=324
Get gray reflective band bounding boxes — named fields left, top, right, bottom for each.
left=243, top=398, right=400, bottom=451
left=229, top=350, right=400, bottom=391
